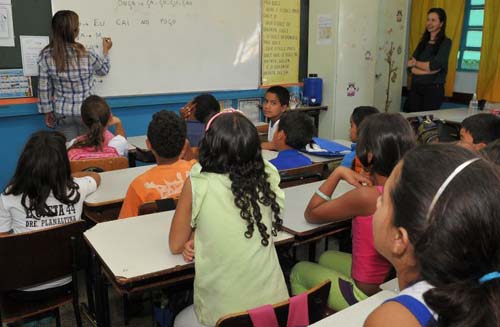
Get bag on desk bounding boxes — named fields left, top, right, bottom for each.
left=135, top=147, right=156, bottom=163
left=303, top=137, right=351, bottom=157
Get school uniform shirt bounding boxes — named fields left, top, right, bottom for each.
left=0, top=176, right=97, bottom=291
left=269, top=149, right=312, bottom=170
left=385, top=281, right=438, bottom=326
left=190, top=160, right=289, bottom=326
left=38, top=46, right=110, bottom=117
left=67, top=130, right=128, bottom=158
left=118, top=160, right=196, bottom=219
left=267, top=119, right=280, bottom=142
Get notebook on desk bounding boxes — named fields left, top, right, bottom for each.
left=303, top=137, right=351, bottom=157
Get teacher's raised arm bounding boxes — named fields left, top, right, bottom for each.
left=37, top=10, right=112, bottom=140
left=405, top=8, right=451, bottom=113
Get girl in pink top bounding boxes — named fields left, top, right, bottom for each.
left=290, top=113, right=416, bottom=311
left=67, top=95, right=127, bottom=160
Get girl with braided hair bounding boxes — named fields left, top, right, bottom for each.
left=67, top=95, right=127, bottom=160
left=169, top=110, right=288, bottom=327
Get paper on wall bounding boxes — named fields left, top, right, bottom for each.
left=317, top=15, right=333, bottom=45
left=0, top=3, right=14, bottom=46
left=20, top=36, right=50, bottom=76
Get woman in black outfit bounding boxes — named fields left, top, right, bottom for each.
left=406, top=8, right=451, bottom=112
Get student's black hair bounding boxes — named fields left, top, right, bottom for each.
left=198, top=112, right=282, bottom=246
left=391, top=144, right=500, bottom=327
left=266, top=86, right=290, bottom=106
left=147, top=110, right=186, bottom=159
left=278, top=111, right=314, bottom=149
left=461, top=113, right=500, bottom=144
left=350, top=106, right=380, bottom=127
left=356, top=113, right=416, bottom=177
left=482, top=139, right=500, bottom=165
left=193, top=93, right=220, bottom=123
left=71, top=95, right=111, bottom=151
left=4, top=131, right=80, bottom=217
left=415, top=8, right=447, bottom=56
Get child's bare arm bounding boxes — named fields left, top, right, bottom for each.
left=169, top=178, right=194, bottom=254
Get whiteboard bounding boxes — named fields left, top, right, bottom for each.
left=51, top=0, right=261, bottom=97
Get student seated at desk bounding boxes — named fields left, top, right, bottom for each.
left=261, top=86, right=289, bottom=150
left=179, top=93, right=220, bottom=146
left=0, top=131, right=100, bottom=296
left=482, top=139, right=500, bottom=165
left=340, top=106, right=379, bottom=171
left=119, top=110, right=195, bottom=219
left=170, top=110, right=288, bottom=327
left=458, top=113, right=500, bottom=151
left=67, top=95, right=127, bottom=160
left=365, top=145, right=500, bottom=327
left=290, top=113, right=416, bottom=312
left=269, top=110, right=314, bottom=170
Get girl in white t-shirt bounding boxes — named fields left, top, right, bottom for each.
left=0, top=130, right=100, bottom=297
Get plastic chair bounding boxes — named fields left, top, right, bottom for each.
left=0, top=221, right=87, bottom=327
left=279, top=162, right=326, bottom=188
left=70, top=156, right=129, bottom=173
left=215, top=280, right=331, bottom=327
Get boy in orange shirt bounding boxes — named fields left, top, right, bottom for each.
left=119, top=111, right=196, bottom=219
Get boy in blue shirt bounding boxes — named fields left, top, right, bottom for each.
left=270, top=111, right=314, bottom=170
left=340, top=106, right=379, bottom=169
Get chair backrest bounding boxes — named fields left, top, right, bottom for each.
left=70, top=156, right=129, bottom=173
left=215, top=280, right=331, bottom=327
left=0, top=220, right=87, bottom=291
left=138, top=198, right=177, bottom=216
left=279, top=162, right=326, bottom=188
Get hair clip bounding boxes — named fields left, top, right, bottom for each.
left=204, top=108, right=241, bottom=132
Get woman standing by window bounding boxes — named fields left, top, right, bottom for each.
left=405, top=8, right=451, bottom=112
left=38, top=10, right=113, bottom=139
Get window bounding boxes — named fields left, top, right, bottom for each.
left=457, top=0, right=485, bottom=71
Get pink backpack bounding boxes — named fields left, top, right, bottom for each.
left=68, top=130, right=120, bottom=160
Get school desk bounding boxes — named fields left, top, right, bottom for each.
left=280, top=180, right=355, bottom=260
left=380, top=278, right=400, bottom=293
left=308, top=290, right=396, bottom=326
left=84, top=211, right=295, bottom=327
left=83, top=165, right=154, bottom=223
left=400, top=107, right=469, bottom=124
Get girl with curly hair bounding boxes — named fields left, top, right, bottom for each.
left=169, top=110, right=288, bottom=327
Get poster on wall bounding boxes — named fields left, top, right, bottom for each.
left=0, top=0, right=14, bottom=47
left=317, top=15, right=333, bottom=45
left=0, top=69, right=33, bottom=99
left=261, top=0, right=300, bottom=85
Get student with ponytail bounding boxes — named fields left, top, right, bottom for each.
left=67, top=95, right=127, bottom=160
left=365, top=144, right=500, bottom=327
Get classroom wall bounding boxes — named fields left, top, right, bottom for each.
left=311, top=0, right=393, bottom=139
left=373, top=0, right=409, bottom=113
left=0, top=88, right=274, bottom=190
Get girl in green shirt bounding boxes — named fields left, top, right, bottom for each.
left=170, top=110, right=289, bottom=327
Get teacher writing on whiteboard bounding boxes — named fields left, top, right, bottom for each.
left=406, top=8, right=451, bottom=112
left=38, top=10, right=113, bottom=139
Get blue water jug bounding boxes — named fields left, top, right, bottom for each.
left=303, top=74, right=323, bottom=106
